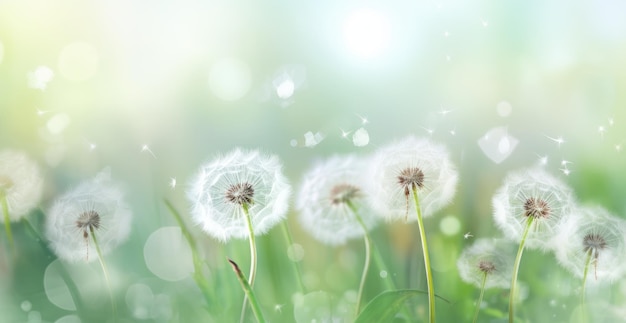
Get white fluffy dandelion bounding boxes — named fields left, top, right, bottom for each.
left=492, top=167, right=576, bottom=322
left=492, top=167, right=576, bottom=250
left=0, top=150, right=44, bottom=222
left=187, top=149, right=291, bottom=242
left=367, top=136, right=458, bottom=221
left=368, top=136, right=458, bottom=323
left=45, top=168, right=132, bottom=263
left=555, top=206, right=626, bottom=284
left=457, top=239, right=515, bottom=289
left=457, top=238, right=516, bottom=323
left=297, top=155, right=378, bottom=245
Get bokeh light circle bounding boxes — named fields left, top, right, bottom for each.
left=497, top=101, right=513, bottom=117
left=208, top=57, right=252, bottom=101
left=143, top=226, right=193, bottom=281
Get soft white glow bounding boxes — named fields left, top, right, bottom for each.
left=208, top=57, right=251, bottom=101
left=58, top=42, right=99, bottom=81
left=28, top=66, right=54, bottom=90
left=275, top=77, right=295, bottom=99
left=343, top=9, right=391, bottom=59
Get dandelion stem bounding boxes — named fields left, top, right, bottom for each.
left=90, top=227, right=117, bottom=318
left=280, top=222, right=306, bottom=293
left=472, top=272, right=487, bottom=323
left=163, top=199, right=214, bottom=309
left=1, top=194, right=15, bottom=254
left=228, top=258, right=266, bottom=323
left=346, top=200, right=372, bottom=316
left=240, top=203, right=258, bottom=323
left=411, top=185, right=436, bottom=323
left=509, top=216, right=534, bottom=323
left=580, top=250, right=593, bottom=323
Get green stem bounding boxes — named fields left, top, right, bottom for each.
left=347, top=201, right=372, bottom=316
left=580, top=250, right=593, bottom=323
left=473, top=272, right=488, bottom=323
left=163, top=199, right=214, bottom=308
left=240, top=203, right=258, bottom=323
left=228, top=259, right=266, bottom=323
left=509, top=216, right=534, bottom=323
left=1, top=194, right=14, bottom=254
left=411, top=185, right=435, bottom=323
left=281, top=222, right=306, bottom=293
left=90, top=227, right=117, bottom=318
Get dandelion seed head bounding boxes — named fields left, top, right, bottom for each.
left=367, top=136, right=458, bottom=221
left=583, top=233, right=607, bottom=255
left=329, top=183, right=360, bottom=205
left=75, top=210, right=101, bottom=238
left=492, top=167, right=575, bottom=250
left=523, top=197, right=551, bottom=219
left=457, top=239, right=515, bottom=289
left=187, top=149, right=291, bottom=242
left=555, top=206, right=626, bottom=283
left=478, top=260, right=496, bottom=274
left=297, top=155, right=378, bottom=245
left=0, top=150, right=44, bottom=222
left=225, top=182, right=255, bottom=206
left=45, top=168, right=132, bottom=262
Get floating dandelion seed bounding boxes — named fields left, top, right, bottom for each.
left=421, top=127, right=434, bottom=136
left=88, top=143, right=97, bottom=151
left=340, top=128, right=351, bottom=139
left=464, top=232, right=473, bottom=239
left=141, top=145, right=156, bottom=159
left=356, top=114, right=369, bottom=125
left=169, top=178, right=177, bottom=189
left=545, top=135, right=565, bottom=148
left=438, top=107, right=452, bottom=116
left=598, top=126, right=606, bottom=138
left=274, top=304, right=284, bottom=313
left=536, top=154, right=549, bottom=166
left=615, top=144, right=622, bottom=152
left=608, top=118, right=614, bottom=126
left=481, top=19, right=489, bottom=27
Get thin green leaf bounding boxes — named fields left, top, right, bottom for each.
left=355, top=290, right=449, bottom=323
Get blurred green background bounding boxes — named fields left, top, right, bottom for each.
left=2, top=0, right=626, bottom=322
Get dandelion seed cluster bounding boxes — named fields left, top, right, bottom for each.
left=0, top=150, right=44, bottom=222
left=367, top=136, right=458, bottom=221
left=554, top=206, right=626, bottom=283
left=45, top=169, right=132, bottom=263
left=457, top=239, right=515, bottom=289
left=187, top=148, right=291, bottom=242
left=296, top=155, right=378, bottom=245
left=492, top=167, right=575, bottom=250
